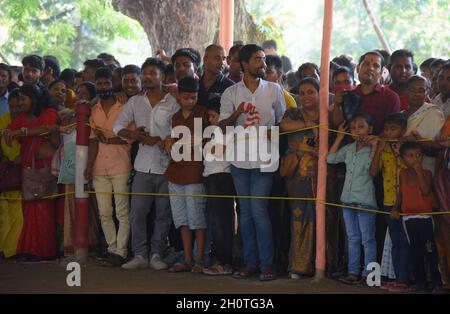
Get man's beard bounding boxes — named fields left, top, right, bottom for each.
left=250, top=67, right=266, bottom=79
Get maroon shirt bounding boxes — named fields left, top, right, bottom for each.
left=354, top=83, right=401, bottom=135
left=164, top=105, right=210, bottom=185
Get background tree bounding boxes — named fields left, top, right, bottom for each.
left=0, top=0, right=143, bottom=68
left=111, top=0, right=264, bottom=56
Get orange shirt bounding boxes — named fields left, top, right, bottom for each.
left=89, top=101, right=132, bottom=176
left=400, top=169, right=433, bottom=215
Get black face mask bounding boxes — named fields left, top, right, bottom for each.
left=98, top=89, right=114, bottom=100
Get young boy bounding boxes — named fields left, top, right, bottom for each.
left=202, top=103, right=235, bottom=275
left=327, top=112, right=379, bottom=285
left=393, top=142, right=442, bottom=292
left=370, top=113, right=410, bottom=291
left=164, top=77, right=210, bottom=273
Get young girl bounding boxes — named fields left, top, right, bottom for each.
left=393, top=142, right=442, bottom=292
left=327, top=112, right=379, bottom=284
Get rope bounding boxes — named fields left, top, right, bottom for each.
left=1, top=190, right=448, bottom=216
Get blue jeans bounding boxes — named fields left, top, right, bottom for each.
left=342, top=203, right=377, bottom=276
left=385, top=206, right=410, bottom=282
left=230, top=166, right=274, bottom=270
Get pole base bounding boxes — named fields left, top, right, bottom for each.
left=313, top=269, right=325, bottom=282
left=74, top=248, right=88, bottom=264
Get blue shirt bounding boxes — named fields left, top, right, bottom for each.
left=326, top=141, right=377, bottom=208
left=0, top=90, right=9, bottom=116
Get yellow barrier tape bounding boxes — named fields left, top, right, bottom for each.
left=3, top=190, right=448, bottom=217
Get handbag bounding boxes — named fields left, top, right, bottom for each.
left=22, top=140, right=58, bottom=201
left=0, top=161, right=22, bottom=192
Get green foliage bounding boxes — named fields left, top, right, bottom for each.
left=244, top=1, right=295, bottom=55
left=245, top=0, right=449, bottom=68
left=0, top=0, right=142, bottom=69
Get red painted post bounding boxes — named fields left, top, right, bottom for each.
left=74, top=100, right=91, bottom=263
left=315, top=0, right=334, bottom=280
left=219, top=0, right=234, bottom=54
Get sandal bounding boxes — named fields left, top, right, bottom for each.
left=168, top=261, right=192, bottom=273
left=191, top=263, right=204, bottom=274
left=232, top=266, right=258, bottom=279
left=203, top=263, right=233, bottom=276
left=259, top=268, right=276, bottom=281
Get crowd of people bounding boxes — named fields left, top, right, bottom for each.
left=0, top=39, right=449, bottom=293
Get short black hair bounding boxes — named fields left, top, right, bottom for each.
left=60, top=68, right=77, bottom=86
left=97, top=53, right=120, bottom=66
left=406, top=75, right=429, bottom=89
left=22, top=55, right=45, bottom=71
left=400, top=141, right=422, bottom=158
left=332, top=54, right=356, bottom=73
left=297, top=62, right=320, bottom=80
left=420, top=58, right=437, bottom=70
left=238, top=44, right=264, bottom=71
left=265, top=55, right=283, bottom=73
left=229, top=44, right=244, bottom=57
left=332, top=66, right=354, bottom=80
left=430, top=59, right=446, bottom=74
left=440, top=61, right=450, bottom=72
left=94, top=67, right=113, bottom=81
left=142, top=58, right=166, bottom=73
left=121, top=64, right=141, bottom=77
left=44, top=55, right=61, bottom=78
left=164, top=64, right=175, bottom=77
left=84, top=58, right=106, bottom=70
left=262, top=40, right=277, bottom=50
left=0, top=63, right=12, bottom=81
left=390, top=49, right=414, bottom=65
left=48, top=79, right=66, bottom=91
left=351, top=112, right=373, bottom=127
left=208, top=102, right=221, bottom=114
left=8, top=88, right=20, bottom=101
left=298, top=77, right=320, bottom=93
left=359, top=51, right=386, bottom=68
left=375, top=49, right=391, bottom=65
left=171, top=48, right=201, bottom=68
left=178, top=77, right=199, bottom=93
left=78, top=81, right=97, bottom=100
left=385, top=112, right=407, bottom=129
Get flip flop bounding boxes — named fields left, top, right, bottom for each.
left=203, top=263, right=232, bottom=276
left=168, top=261, right=192, bottom=273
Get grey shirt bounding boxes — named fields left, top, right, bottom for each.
left=327, top=142, right=377, bottom=208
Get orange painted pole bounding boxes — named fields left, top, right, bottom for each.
left=315, top=0, right=333, bottom=280
left=219, top=0, right=234, bottom=53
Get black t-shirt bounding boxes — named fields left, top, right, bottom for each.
left=198, top=73, right=234, bottom=109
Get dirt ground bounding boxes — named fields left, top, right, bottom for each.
left=0, top=258, right=390, bottom=294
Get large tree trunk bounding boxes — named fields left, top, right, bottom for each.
left=112, top=0, right=264, bottom=56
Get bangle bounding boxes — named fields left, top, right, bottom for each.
left=20, top=127, right=27, bottom=136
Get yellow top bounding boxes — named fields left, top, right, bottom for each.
left=0, top=112, right=20, bottom=161
left=284, top=90, right=297, bottom=109
left=380, top=144, right=406, bottom=206
left=65, top=88, right=77, bottom=110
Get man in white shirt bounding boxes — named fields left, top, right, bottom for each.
left=113, top=58, right=179, bottom=270
left=219, top=44, right=286, bottom=281
left=433, top=62, right=450, bottom=119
